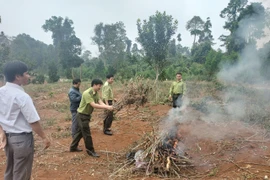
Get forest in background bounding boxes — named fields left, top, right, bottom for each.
left=0, top=0, right=270, bottom=83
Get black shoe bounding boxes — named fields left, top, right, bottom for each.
left=104, top=130, right=113, bottom=136
left=70, top=148, right=83, bottom=152
left=87, top=150, right=100, bottom=157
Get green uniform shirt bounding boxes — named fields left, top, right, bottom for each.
left=169, top=80, right=186, bottom=96
left=102, top=81, right=114, bottom=101
left=77, top=87, right=99, bottom=115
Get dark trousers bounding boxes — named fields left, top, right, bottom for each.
left=103, top=100, right=113, bottom=132
left=4, top=132, right=34, bottom=180
left=70, top=113, right=95, bottom=152
left=172, top=94, right=183, bottom=108
left=71, top=111, right=78, bottom=138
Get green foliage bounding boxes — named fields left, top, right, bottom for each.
left=191, top=42, right=212, bottom=64
left=92, top=22, right=128, bottom=72
left=48, top=62, right=60, bottom=83
left=32, top=74, right=45, bottom=84
left=205, top=49, right=223, bottom=80
left=199, top=17, right=214, bottom=44
left=186, top=16, right=204, bottom=44
left=219, top=0, right=268, bottom=53
left=137, top=11, right=178, bottom=81
left=42, top=16, right=83, bottom=76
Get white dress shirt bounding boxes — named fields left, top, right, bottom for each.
left=0, top=82, right=40, bottom=133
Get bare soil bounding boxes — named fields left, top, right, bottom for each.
left=0, top=82, right=270, bottom=180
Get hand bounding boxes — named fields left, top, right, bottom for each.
left=114, top=98, right=117, bottom=102
left=107, top=106, right=114, bottom=111
left=168, top=95, right=172, bottom=101
left=42, top=137, right=50, bottom=150
left=0, top=132, right=6, bottom=149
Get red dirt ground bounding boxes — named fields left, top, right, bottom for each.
left=0, top=83, right=270, bottom=180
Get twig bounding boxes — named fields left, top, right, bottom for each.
left=99, top=150, right=124, bottom=155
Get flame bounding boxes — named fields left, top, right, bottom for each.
left=173, top=140, right=178, bottom=149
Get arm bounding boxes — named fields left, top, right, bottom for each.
left=69, top=91, right=81, bottom=103
left=30, top=121, right=50, bottom=149
left=0, top=125, right=6, bottom=149
left=169, top=82, right=174, bottom=99
left=98, top=99, right=106, bottom=106
left=90, top=101, right=113, bottom=111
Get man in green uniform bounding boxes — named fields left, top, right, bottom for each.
left=169, top=72, right=186, bottom=108
left=102, top=74, right=115, bottom=135
left=70, top=79, right=113, bottom=157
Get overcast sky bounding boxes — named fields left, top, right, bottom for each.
left=0, top=0, right=269, bottom=56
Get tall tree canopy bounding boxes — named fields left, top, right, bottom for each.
left=186, top=16, right=204, bottom=44
left=136, top=11, right=178, bottom=81
left=42, top=16, right=83, bottom=78
left=92, top=21, right=128, bottom=71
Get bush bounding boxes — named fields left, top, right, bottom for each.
left=32, top=74, right=45, bottom=84
left=48, top=62, right=60, bottom=83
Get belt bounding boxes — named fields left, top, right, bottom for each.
left=5, top=132, right=32, bottom=137
left=173, top=93, right=182, bottom=96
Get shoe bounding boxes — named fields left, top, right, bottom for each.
left=86, top=150, right=100, bottom=157
left=70, top=148, right=83, bottom=152
left=104, top=130, right=113, bottom=136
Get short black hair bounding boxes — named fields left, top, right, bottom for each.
left=91, top=79, right=103, bottom=87
left=176, top=72, right=182, bottom=76
left=106, top=74, right=114, bottom=79
left=72, top=78, right=81, bottom=85
left=4, top=61, right=28, bottom=82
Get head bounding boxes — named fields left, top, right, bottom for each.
left=3, top=61, right=30, bottom=86
left=72, top=78, right=81, bottom=88
left=106, top=74, right=114, bottom=84
left=176, top=72, right=182, bottom=81
left=91, top=79, right=103, bottom=91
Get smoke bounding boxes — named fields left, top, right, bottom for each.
left=216, top=2, right=270, bottom=123
left=159, top=97, right=190, bottom=138
left=159, top=2, right=270, bottom=142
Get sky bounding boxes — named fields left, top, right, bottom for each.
left=0, top=0, right=269, bottom=56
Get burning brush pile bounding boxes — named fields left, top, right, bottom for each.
left=111, top=120, right=195, bottom=179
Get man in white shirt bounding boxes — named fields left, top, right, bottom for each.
left=0, top=61, right=50, bottom=180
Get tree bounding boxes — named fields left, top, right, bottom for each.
left=199, top=17, right=214, bottom=44
left=191, top=42, right=212, bottom=64
left=92, top=22, right=128, bottom=71
left=219, top=0, right=248, bottom=53
left=205, top=49, right=223, bottom=79
left=168, top=39, right=176, bottom=57
left=42, top=16, right=83, bottom=78
left=186, top=16, right=204, bottom=44
left=220, top=1, right=268, bottom=53
left=48, top=62, right=60, bottom=83
left=237, top=3, right=267, bottom=44
left=136, top=11, right=178, bottom=82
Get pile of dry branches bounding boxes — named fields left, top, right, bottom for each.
left=110, top=131, right=195, bottom=179
left=113, top=78, right=152, bottom=112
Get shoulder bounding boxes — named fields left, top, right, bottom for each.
left=103, top=81, right=109, bottom=87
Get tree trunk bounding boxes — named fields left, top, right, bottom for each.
left=80, top=65, right=82, bottom=79
left=154, top=67, right=159, bottom=84
left=154, top=67, right=159, bottom=103
left=72, top=68, right=74, bottom=79
left=193, top=34, right=196, bottom=45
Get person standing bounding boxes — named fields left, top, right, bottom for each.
left=102, top=74, right=115, bottom=135
left=70, top=79, right=113, bottom=157
left=169, top=72, right=186, bottom=108
left=0, top=61, right=50, bottom=180
left=68, top=79, right=82, bottom=139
